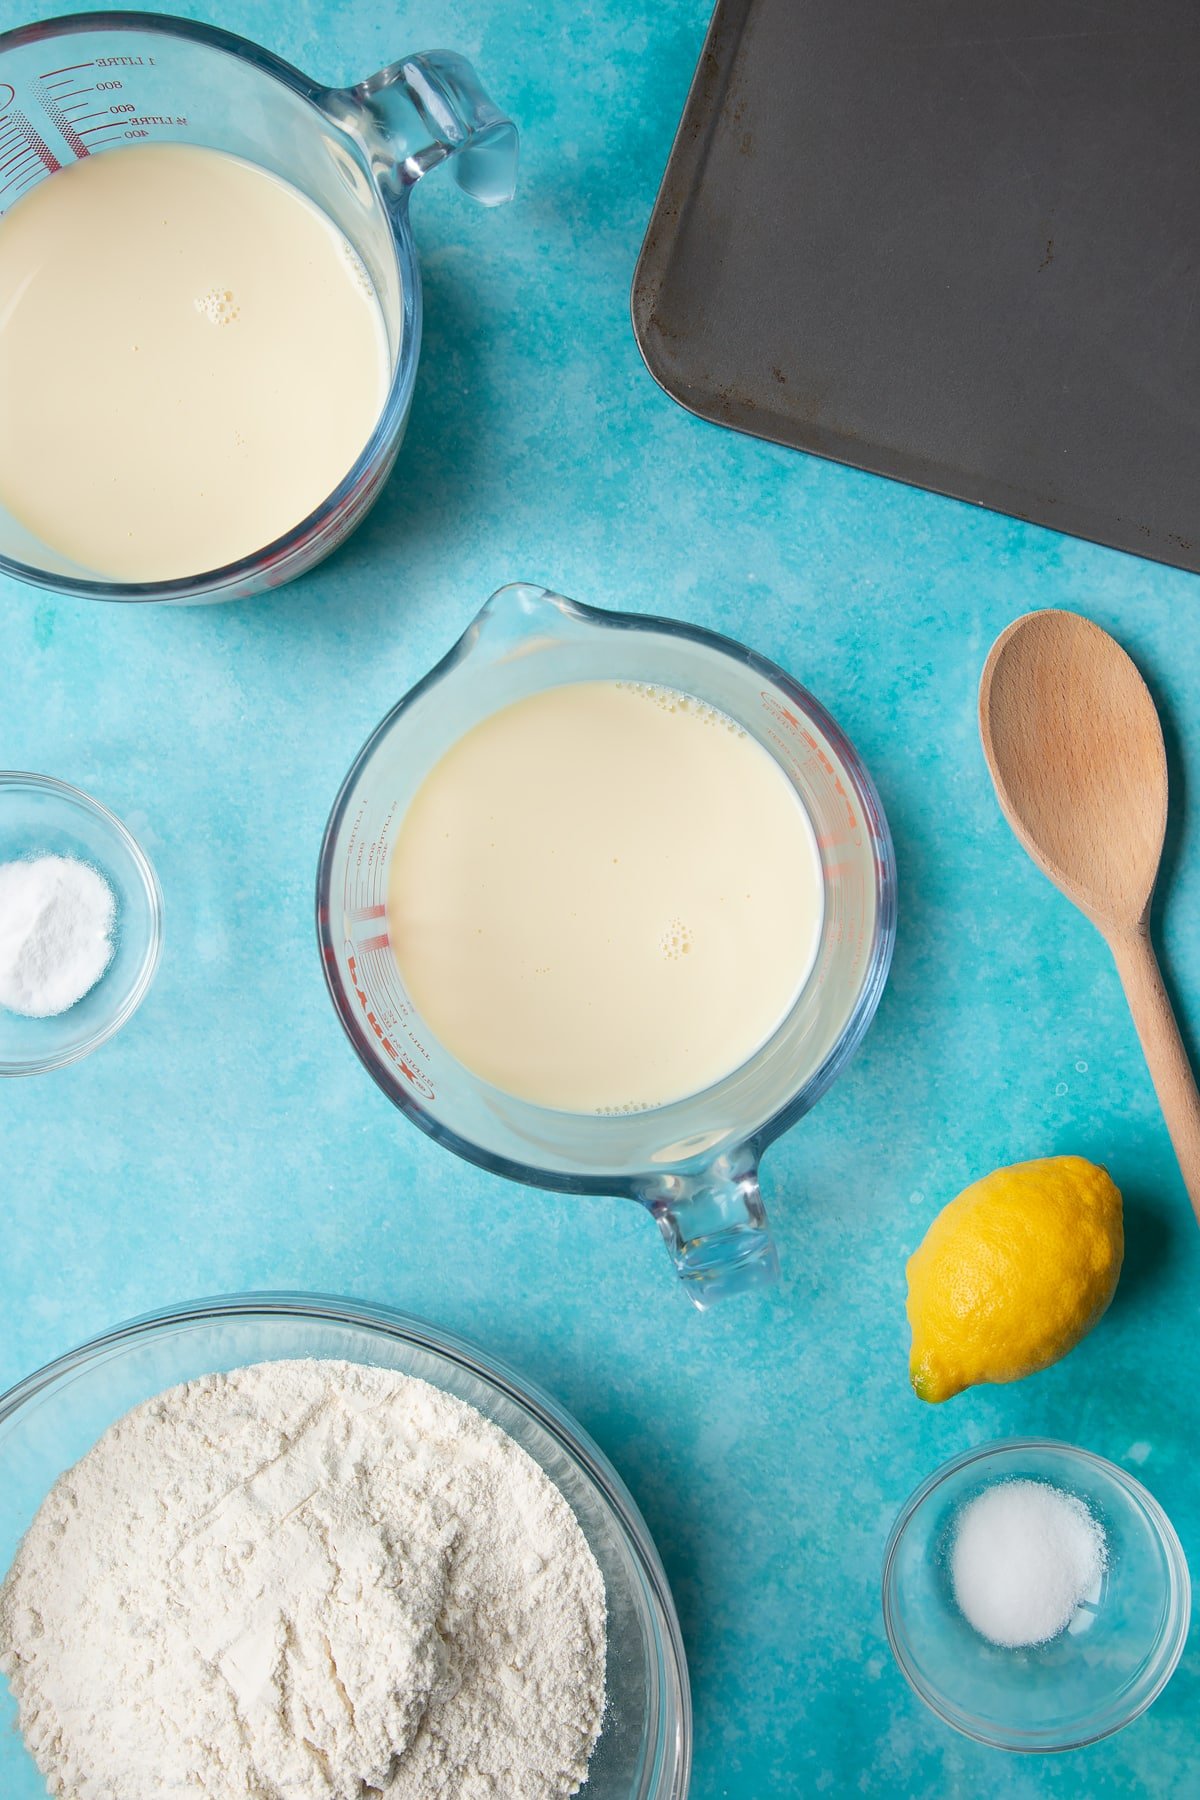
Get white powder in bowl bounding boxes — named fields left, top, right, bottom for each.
left=0, top=1358, right=607, bottom=1800
left=0, top=853, right=115, bottom=1017
left=950, top=1477, right=1107, bottom=1648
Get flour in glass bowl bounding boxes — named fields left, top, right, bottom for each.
left=0, top=1359, right=607, bottom=1799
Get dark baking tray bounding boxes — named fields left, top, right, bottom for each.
left=632, top=0, right=1200, bottom=574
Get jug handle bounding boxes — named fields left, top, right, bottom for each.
left=352, top=51, right=518, bottom=205
left=637, top=1154, right=780, bottom=1309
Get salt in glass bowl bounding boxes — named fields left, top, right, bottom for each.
left=0, top=773, right=162, bottom=1075
left=882, top=1438, right=1190, bottom=1752
left=0, top=1293, right=692, bottom=1799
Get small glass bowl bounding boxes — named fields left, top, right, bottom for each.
left=882, top=1439, right=1190, bottom=1752
left=0, top=773, right=162, bottom=1075
left=0, top=1293, right=691, bottom=1799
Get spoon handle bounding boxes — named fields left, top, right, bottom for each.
left=1109, top=927, right=1200, bottom=1224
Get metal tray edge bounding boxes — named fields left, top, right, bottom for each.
left=629, top=0, right=1199, bottom=578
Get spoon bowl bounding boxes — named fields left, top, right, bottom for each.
left=980, top=610, right=1166, bottom=933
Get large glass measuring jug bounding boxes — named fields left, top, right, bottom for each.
left=0, top=12, right=516, bottom=603
left=318, top=585, right=897, bottom=1308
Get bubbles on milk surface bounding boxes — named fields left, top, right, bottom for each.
left=194, top=286, right=240, bottom=325
left=341, top=239, right=377, bottom=300
left=659, top=917, right=694, bottom=960
left=616, top=681, right=746, bottom=734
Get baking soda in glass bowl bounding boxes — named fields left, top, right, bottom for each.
left=882, top=1439, right=1190, bottom=1751
left=0, top=855, right=116, bottom=1018
left=951, top=1479, right=1107, bottom=1648
left=0, top=775, right=161, bottom=1076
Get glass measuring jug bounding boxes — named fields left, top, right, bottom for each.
left=318, top=585, right=897, bottom=1308
left=0, top=12, right=516, bottom=604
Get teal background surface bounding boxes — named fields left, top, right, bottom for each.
left=2, top=2, right=1198, bottom=1794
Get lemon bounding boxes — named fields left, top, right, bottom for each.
left=906, top=1156, right=1123, bottom=1403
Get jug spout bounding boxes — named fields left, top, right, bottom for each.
left=352, top=51, right=518, bottom=205
left=638, top=1153, right=779, bottom=1309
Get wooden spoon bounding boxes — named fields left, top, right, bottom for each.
left=979, top=608, right=1200, bottom=1223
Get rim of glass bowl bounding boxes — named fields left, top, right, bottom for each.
left=881, top=1437, right=1192, bottom=1754
left=0, top=771, right=163, bottom=1075
left=0, top=1290, right=693, bottom=1799
left=316, top=593, right=898, bottom=1196
left=0, top=10, right=419, bottom=605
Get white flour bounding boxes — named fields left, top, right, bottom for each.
left=0, top=1359, right=606, bottom=1800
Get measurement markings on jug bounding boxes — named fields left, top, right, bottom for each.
left=0, top=109, right=60, bottom=202
left=36, top=65, right=184, bottom=155
left=38, top=90, right=91, bottom=160
left=344, top=944, right=436, bottom=1099
left=376, top=956, right=434, bottom=1067
left=758, top=689, right=865, bottom=858
left=341, top=802, right=367, bottom=911
left=37, top=67, right=112, bottom=157
left=760, top=690, right=803, bottom=731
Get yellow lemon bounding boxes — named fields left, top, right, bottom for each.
left=906, top=1156, right=1123, bottom=1403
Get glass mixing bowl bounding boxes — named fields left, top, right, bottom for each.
left=882, top=1439, right=1190, bottom=1752
left=0, top=1293, right=691, bottom=1799
left=0, top=772, right=162, bottom=1074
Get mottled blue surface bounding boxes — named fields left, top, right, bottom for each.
left=2, top=2, right=1199, bottom=1795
